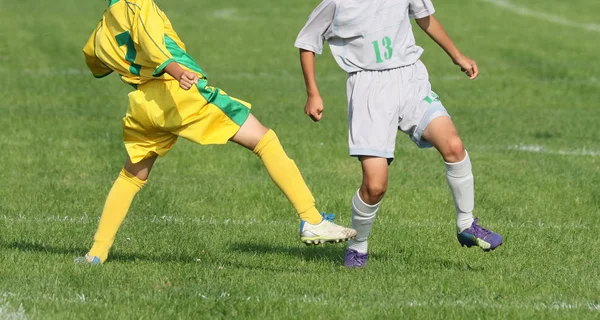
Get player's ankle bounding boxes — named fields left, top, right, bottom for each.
left=348, top=239, right=368, bottom=254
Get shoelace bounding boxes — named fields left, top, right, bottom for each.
left=321, top=213, right=336, bottom=222
left=469, top=218, right=492, bottom=238
left=350, top=251, right=367, bottom=266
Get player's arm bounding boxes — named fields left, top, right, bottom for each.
left=131, top=0, right=197, bottom=89
left=415, top=15, right=478, bottom=79
left=163, top=62, right=198, bottom=90
left=294, top=0, right=336, bottom=122
left=83, top=24, right=113, bottom=78
left=83, top=48, right=113, bottom=79
left=299, top=49, right=324, bottom=122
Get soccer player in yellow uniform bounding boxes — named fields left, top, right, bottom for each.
left=75, top=0, right=356, bottom=265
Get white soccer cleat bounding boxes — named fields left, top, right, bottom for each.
left=300, top=215, right=357, bottom=245
left=74, top=254, right=102, bottom=265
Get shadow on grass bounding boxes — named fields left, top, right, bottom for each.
left=427, top=258, right=485, bottom=272
left=1, top=240, right=197, bottom=264
left=1, top=240, right=355, bottom=270
left=2, top=240, right=483, bottom=271
left=228, top=241, right=390, bottom=264
left=395, top=249, right=487, bottom=272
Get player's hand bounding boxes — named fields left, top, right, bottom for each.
left=453, top=55, right=478, bottom=80
left=178, top=71, right=199, bottom=90
left=305, top=95, right=324, bottom=122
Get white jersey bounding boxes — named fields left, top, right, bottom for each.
left=294, top=0, right=435, bottom=73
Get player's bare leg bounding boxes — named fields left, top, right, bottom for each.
left=423, top=116, right=502, bottom=251
left=358, top=157, right=389, bottom=205
left=345, top=156, right=387, bottom=268
left=75, top=156, right=156, bottom=264
left=123, top=156, right=158, bottom=181
left=230, top=114, right=356, bottom=244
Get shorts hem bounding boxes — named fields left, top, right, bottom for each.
left=412, top=102, right=450, bottom=148
left=349, top=149, right=394, bottom=159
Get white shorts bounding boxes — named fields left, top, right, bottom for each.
left=347, top=60, right=449, bottom=159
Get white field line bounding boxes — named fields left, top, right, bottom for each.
left=480, top=0, right=600, bottom=33
left=211, top=9, right=239, bottom=20
left=2, top=66, right=599, bottom=86
left=507, top=144, right=600, bottom=157
left=0, top=294, right=28, bottom=320
left=182, top=291, right=600, bottom=312
left=1, top=290, right=599, bottom=313
left=0, top=68, right=90, bottom=77
left=394, top=300, right=600, bottom=312
left=0, top=68, right=469, bottom=83
left=0, top=214, right=598, bottom=230
left=0, top=304, right=28, bottom=320
left=368, top=299, right=600, bottom=312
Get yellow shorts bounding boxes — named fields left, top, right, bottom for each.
left=123, top=79, right=251, bottom=163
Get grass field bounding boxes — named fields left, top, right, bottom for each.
left=1, top=0, right=600, bottom=319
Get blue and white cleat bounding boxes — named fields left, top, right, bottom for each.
left=74, top=254, right=102, bottom=265
left=457, top=218, right=503, bottom=251
left=300, top=213, right=357, bottom=245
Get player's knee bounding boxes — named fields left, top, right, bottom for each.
left=362, top=182, right=387, bottom=204
left=124, top=167, right=151, bottom=181
left=124, top=157, right=156, bottom=181
left=135, top=171, right=151, bottom=181
left=441, top=136, right=465, bottom=163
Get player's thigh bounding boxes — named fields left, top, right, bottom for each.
left=360, top=156, right=389, bottom=186
left=176, top=82, right=252, bottom=146
left=422, top=116, right=466, bottom=162
left=399, top=61, right=452, bottom=149
left=230, top=113, right=269, bottom=150
left=421, top=116, right=460, bottom=149
left=123, top=120, right=178, bottom=165
left=347, top=70, right=401, bottom=160
left=124, top=89, right=179, bottom=164
left=359, top=156, right=389, bottom=203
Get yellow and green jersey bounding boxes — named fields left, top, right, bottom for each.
left=83, top=0, right=205, bottom=85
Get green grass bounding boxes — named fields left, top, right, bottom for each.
left=1, top=0, right=600, bottom=319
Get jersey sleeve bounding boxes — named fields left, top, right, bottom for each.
left=408, top=0, right=435, bottom=19
left=82, top=23, right=113, bottom=78
left=294, top=0, right=336, bottom=55
left=130, top=0, right=174, bottom=77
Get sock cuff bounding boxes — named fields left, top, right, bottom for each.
left=253, top=129, right=278, bottom=156
left=352, top=190, right=380, bottom=216
left=119, top=169, right=146, bottom=189
left=445, top=150, right=472, bottom=178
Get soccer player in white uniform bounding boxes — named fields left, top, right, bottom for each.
left=295, top=0, right=502, bottom=268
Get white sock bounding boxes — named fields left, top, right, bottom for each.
left=445, top=151, right=475, bottom=232
left=347, top=190, right=379, bottom=254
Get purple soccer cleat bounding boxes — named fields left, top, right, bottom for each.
left=457, top=218, right=503, bottom=251
left=344, top=249, right=369, bottom=268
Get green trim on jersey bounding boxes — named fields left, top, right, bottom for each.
left=424, top=92, right=440, bottom=104
left=108, top=0, right=121, bottom=7
left=162, top=35, right=247, bottom=126
left=152, top=58, right=175, bottom=77
left=115, top=31, right=142, bottom=76
left=196, top=79, right=250, bottom=127
left=164, top=35, right=205, bottom=77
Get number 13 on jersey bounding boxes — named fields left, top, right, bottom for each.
left=372, top=36, right=393, bottom=63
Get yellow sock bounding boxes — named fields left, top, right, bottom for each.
left=88, top=169, right=145, bottom=262
left=253, top=130, right=322, bottom=224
